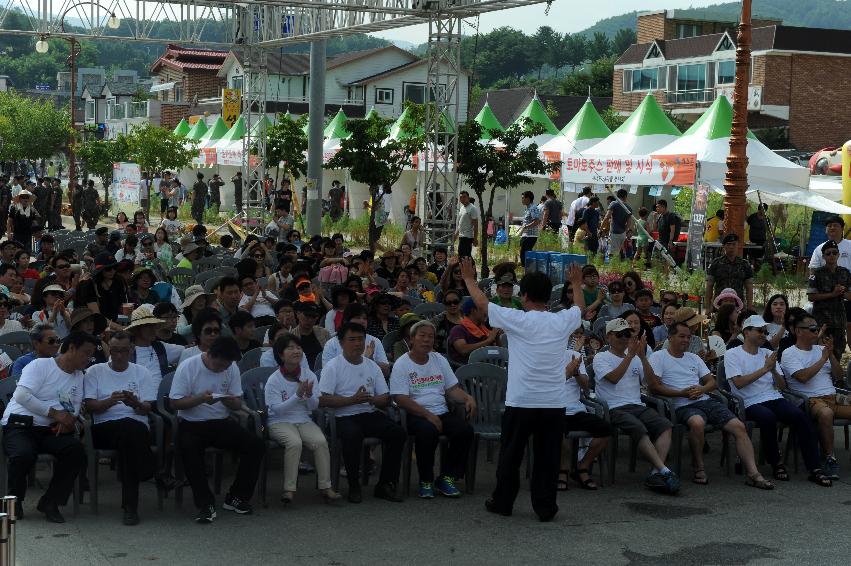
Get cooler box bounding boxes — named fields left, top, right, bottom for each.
left=525, top=251, right=540, bottom=273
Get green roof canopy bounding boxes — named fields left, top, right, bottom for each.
left=249, top=115, right=273, bottom=136
left=324, top=109, right=350, bottom=139
left=185, top=119, right=208, bottom=141
left=683, top=95, right=757, bottom=140
left=559, top=99, right=611, bottom=141
left=474, top=102, right=504, bottom=140
left=614, top=94, right=681, bottom=137
left=219, top=116, right=246, bottom=142
left=365, top=107, right=379, bottom=120
left=173, top=119, right=190, bottom=137
left=199, top=116, right=229, bottom=142
left=512, top=96, right=559, bottom=135
left=389, top=106, right=423, bottom=140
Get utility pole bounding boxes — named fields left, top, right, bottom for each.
left=67, top=38, right=77, bottom=189
left=722, top=0, right=751, bottom=255
left=306, top=39, right=326, bottom=237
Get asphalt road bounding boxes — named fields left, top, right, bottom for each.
left=14, top=431, right=851, bottom=566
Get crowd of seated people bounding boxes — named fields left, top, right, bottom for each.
left=2, top=210, right=850, bottom=530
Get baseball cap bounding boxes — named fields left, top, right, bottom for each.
left=742, top=315, right=768, bottom=329
left=605, top=318, right=632, bottom=334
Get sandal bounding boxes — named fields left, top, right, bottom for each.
left=569, top=469, right=598, bottom=491
left=808, top=470, right=832, bottom=488
left=557, top=469, right=569, bottom=492
left=745, top=473, right=775, bottom=490
left=692, top=468, right=709, bottom=485
left=772, top=464, right=790, bottom=482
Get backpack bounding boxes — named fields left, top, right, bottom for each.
left=131, top=340, right=170, bottom=378
left=318, top=263, right=347, bottom=285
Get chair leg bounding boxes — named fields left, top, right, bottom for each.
left=403, top=438, right=413, bottom=496
left=608, top=434, right=618, bottom=486
left=90, top=457, right=99, bottom=514
left=260, top=451, right=268, bottom=508
left=213, top=453, right=223, bottom=495
left=465, top=436, right=479, bottom=494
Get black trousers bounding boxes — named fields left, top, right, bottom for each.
left=407, top=413, right=473, bottom=483
left=3, top=426, right=85, bottom=505
left=336, top=411, right=406, bottom=486
left=178, top=418, right=265, bottom=509
left=457, top=237, right=473, bottom=258
left=519, top=237, right=537, bottom=268
left=491, top=407, right=565, bottom=518
left=91, top=418, right=155, bottom=509
left=234, top=187, right=243, bottom=212
left=745, top=399, right=822, bottom=472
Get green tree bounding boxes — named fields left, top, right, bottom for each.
left=75, top=134, right=130, bottom=190
left=559, top=34, right=588, bottom=74
left=456, top=119, right=559, bottom=276
left=532, top=26, right=561, bottom=80
left=126, top=123, right=198, bottom=181
left=600, top=106, right=626, bottom=131
left=325, top=105, right=424, bottom=249
left=560, top=57, right=616, bottom=97
left=0, top=90, right=70, bottom=164
left=611, top=28, right=637, bottom=57
left=587, top=32, right=613, bottom=61
left=266, top=113, right=308, bottom=186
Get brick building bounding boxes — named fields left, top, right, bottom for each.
left=613, top=10, right=851, bottom=151
left=150, top=44, right=228, bottom=129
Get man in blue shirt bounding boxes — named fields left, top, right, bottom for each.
left=11, top=324, right=60, bottom=380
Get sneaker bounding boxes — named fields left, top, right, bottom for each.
left=195, top=505, right=216, bottom=524
left=435, top=476, right=461, bottom=498
left=825, top=456, right=840, bottom=480
left=644, top=472, right=668, bottom=492
left=484, top=498, right=512, bottom=517
left=418, top=482, right=435, bottom=499
left=347, top=483, right=363, bottom=504
left=122, top=507, right=140, bottom=526
left=222, top=495, right=253, bottom=515
left=662, top=470, right=681, bottom=495
left=373, top=482, right=403, bottom=503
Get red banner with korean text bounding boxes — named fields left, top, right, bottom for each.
left=561, top=154, right=696, bottom=186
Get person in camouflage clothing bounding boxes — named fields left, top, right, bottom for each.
left=81, top=180, right=101, bottom=229
left=705, top=233, right=754, bottom=312
left=808, top=239, right=851, bottom=360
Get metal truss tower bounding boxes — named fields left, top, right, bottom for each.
left=419, top=9, right=461, bottom=254
left=238, top=4, right=269, bottom=233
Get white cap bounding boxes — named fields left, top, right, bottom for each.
left=605, top=318, right=632, bottom=334
left=742, top=315, right=768, bottom=329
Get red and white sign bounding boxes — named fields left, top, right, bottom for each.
left=562, top=153, right=697, bottom=186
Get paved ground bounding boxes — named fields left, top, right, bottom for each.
left=14, top=431, right=851, bottom=566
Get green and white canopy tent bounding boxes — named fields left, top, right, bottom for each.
left=198, top=116, right=229, bottom=146
left=539, top=98, right=611, bottom=155
left=173, top=118, right=190, bottom=137
left=491, top=95, right=559, bottom=149
left=657, top=96, right=851, bottom=214
left=184, top=119, right=208, bottom=141
left=584, top=94, right=680, bottom=156
left=473, top=101, right=504, bottom=141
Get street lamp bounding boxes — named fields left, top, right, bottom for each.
left=35, top=38, right=49, bottom=53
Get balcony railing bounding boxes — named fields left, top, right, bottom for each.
left=113, top=103, right=126, bottom=119
left=128, top=101, right=148, bottom=118
left=665, top=88, right=717, bottom=104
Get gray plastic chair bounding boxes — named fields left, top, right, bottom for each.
left=413, top=302, right=445, bottom=318
left=238, top=347, right=265, bottom=372
left=0, top=331, right=33, bottom=354
left=468, top=346, right=509, bottom=369
left=455, top=363, right=507, bottom=493
left=168, top=267, right=194, bottom=296
left=381, top=330, right=401, bottom=363
left=240, top=366, right=277, bottom=505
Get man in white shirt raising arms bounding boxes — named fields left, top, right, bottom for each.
left=461, top=256, right=584, bottom=522
left=647, top=321, right=772, bottom=489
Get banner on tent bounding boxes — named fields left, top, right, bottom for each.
left=193, top=148, right=217, bottom=166
left=686, top=182, right=710, bottom=270
left=562, top=153, right=697, bottom=186
left=542, top=151, right=561, bottom=180
left=112, top=162, right=141, bottom=206
left=222, top=89, right=241, bottom=128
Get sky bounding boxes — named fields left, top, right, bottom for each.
left=372, top=0, right=720, bottom=44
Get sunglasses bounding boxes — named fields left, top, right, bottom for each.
left=823, top=251, right=839, bottom=257
left=444, top=300, right=460, bottom=306
left=796, top=325, right=820, bottom=333
left=614, top=330, right=634, bottom=339
left=55, top=264, right=70, bottom=269
left=0, top=303, right=10, bottom=309
left=202, top=327, right=221, bottom=335
left=45, top=337, right=60, bottom=345
left=747, top=327, right=767, bottom=334
left=252, top=254, right=264, bottom=259
left=609, top=288, right=624, bottom=293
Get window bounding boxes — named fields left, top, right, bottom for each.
left=86, top=99, right=95, bottom=120
left=403, top=83, right=426, bottom=104
left=677, top=63, right=706, bottom=92
left=173, top=84, right=183, bottom=102
left=624, top=67, right=659, bottom=92
left=231, top=75, right=243, bottom=91
left=717, top=60, right=735, bottom=85
left=676, top=23, right=701, bottom=39
left=375, top=87, right=393, bottom=105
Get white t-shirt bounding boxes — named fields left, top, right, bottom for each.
left=809, top=238, right=851, bottom=271
left=169, top=354, right=242, bottom=422
left=324, top=309, right=342, bottom=335
left=318, top=354, right=388, bottom=418
left=0, top=320, right=24, bottom=336
left=592, top=350, right=644, bottom=409
left=84, top=362, right=156, bottom=426
left=780, top=345, right=836, bottom=398
left=264, top=368, right=319, bottom=425
left=724, top=346, right=783, bottom=408
left=649, top=349, right=711, bottom=409
left=566, top=196, right=590, bottom=226
left=488, top=304, right=581, bottom=408
left=238, top=291, right=278, bottom=319
left=457, top=203, right=480, bottom=238
left=1, top=357, right=84, bottom=426
left=177, top=346, right=201, bottom=366
left=134, top=342, right=183, bottom=392
left=322, top=334, right=388, bottom=367
left=564, top=350, right=588, bottom=416
left=389, top=352, right=457, bottom=416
